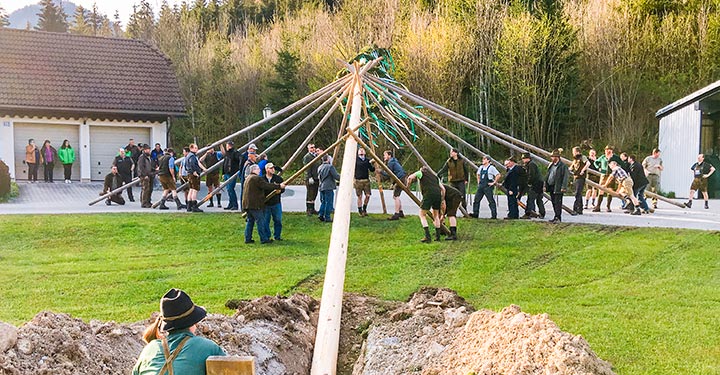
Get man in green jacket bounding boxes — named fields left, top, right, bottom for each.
left=437, top=148, right=470, bottom=213
left=132, top=289, right=225, bottom=375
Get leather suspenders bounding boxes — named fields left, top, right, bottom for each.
left=157, top=336, right=191, bottom=375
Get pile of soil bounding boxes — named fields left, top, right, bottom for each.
left=0, top=289, right=615, bottom=375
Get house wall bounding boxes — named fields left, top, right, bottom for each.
left=1, top=116, right=166, bottom=181
left=658, top=104, right=701, bottom=198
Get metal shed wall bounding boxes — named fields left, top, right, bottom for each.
left=659, top=104, right=701, bottom=198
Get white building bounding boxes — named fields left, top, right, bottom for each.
left=0, top=28, right=185, bottom=181
left=656, top=80, right=720, bottom=198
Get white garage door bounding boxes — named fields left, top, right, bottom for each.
left=13, top=122, right=80, bottom=181
left=90, top=126, right=150, bottom=180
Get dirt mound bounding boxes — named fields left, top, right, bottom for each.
left=424, top=305, right=616, bottom=375
left=0, top=311, right=144, bottom=375
left=352, top=298, right=615, bottom=375
left=0, top=290, right=615, bottom=375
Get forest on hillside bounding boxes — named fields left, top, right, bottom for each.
left=10, top=0, right=720, bottom=166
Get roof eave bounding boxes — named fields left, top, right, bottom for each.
left=656, top=80, right=720, bottom=119
left=0, top=104, right=186, bottom=119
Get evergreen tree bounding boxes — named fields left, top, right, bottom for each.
left=112, top=10, right=124, bottom=37
left=266, top=41, right=301, bottom=110
left=89, top=3, right=102, bottom=35
left=0, top=6, right=9, bottom=28
left=126, top=0, right=155, bottom=41
left=36, top=0, right=69, bottom=33
left=69, top=5, right=90, bottom=35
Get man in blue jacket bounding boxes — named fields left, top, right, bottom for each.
left=380, top=150, right=407, bottom=220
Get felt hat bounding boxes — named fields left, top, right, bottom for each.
left=520, top=152, right=531, bottom=160
left=550, top=148, right=563, bottom=157
left=226, top=140, right=234, bottom=146
left=248, top=143, right=258, bottom=150
left=160, top=289, right=207, bottom=332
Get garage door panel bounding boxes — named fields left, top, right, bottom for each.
left=90, top=126, right=150, bottom=181
left=13, top=123, right=80, bottom=181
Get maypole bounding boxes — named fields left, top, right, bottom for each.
left=310, top=62, right=364, bottom=375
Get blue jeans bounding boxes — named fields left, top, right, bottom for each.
left=264, top=203, right=283, bottom=240
left=245, top=209, right=270, bottom=242
left=634, top=184, right=650, bottom=211
left=224, top=173, right=238, bottom=208
left=319, top=190, right=334, bottom=221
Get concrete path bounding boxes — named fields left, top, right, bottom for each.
left=0, top=181, right=718, bottom=231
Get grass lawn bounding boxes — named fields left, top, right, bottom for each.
left=0, top=213, right=718, bottom=374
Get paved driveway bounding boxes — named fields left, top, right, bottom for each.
left=1, top=181, right=718, bottom=231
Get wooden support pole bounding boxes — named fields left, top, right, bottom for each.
left=371, top=77, right=685, bottom=209
left=310, top=69, right=363, bottom=375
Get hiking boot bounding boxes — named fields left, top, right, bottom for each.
left=421, top=236, right=432, bottom=243
left=398, top=210, right=405, bottom=218
left=105, top=199, right=111, bottom=206
left=158, top=199, right=169, bottom=210
left=191, top=201, right=204, bottom=212
left=605, top=207, right=612, bottom=212
left=705, top=201, right=709, bottom=209
left=387, top=213, right=400, bottom=221
left=174, top=198, right=186, bottom=210
left=549, top=217, right=561, bottom=224
left=520, top=214, right=532, bottom=220
left=207, top=201, right=214, bottom=207
left=685, top=200, right=692, bottom=208
left=362, top=209, right=368, bottom=217
left=592, top=206, right=601, bottom=212
left=434, top=228, right=441, bottom=241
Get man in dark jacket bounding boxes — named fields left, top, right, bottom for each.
left=101, top=166, right=125, bottom=206
left=502, top=158, right=520, bottom=220
left=318, top=155, right=341, bottom=222
left=545, top=149, right=570, bottom=223
left=303, top=144, right=320, bottom=215
left=520, top=153, right=545, bottom=219
left=437, top=148, right=470, bottom=213
left=263, top=163, right=285, bottom=241
left=628, top=154, right=651, bottom=213
left=354, top=147, right=375, bottom=216
left=243, top=164, right=285, bottom=244
left=221, top=141, right=241, bottom=210
left=113, top=147, right=135, bottom=202
left=137, top=144, right=155, bottom=208
left=200, top=145, right=222, bottom=208
left=125, top=138, right=141, bottom=177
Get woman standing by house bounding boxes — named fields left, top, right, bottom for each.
left=40, top=140, right=58, bottom=183
left=24, top=139, right=39, bottom=183
left=58, top=140, right=76, bottom=183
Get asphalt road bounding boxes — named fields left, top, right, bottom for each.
left=1, top=181, right=718, bottom=231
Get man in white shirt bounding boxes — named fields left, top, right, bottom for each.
left=470, top=156, right=501, bottom=219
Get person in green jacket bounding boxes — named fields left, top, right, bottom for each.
left=58, top=139, right=76, bottom=184
left=133, top=289, right=226, bottom=375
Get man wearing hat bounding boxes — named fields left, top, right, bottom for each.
left=137, top=144, right=155, bottom=208
left=437, top=148, right=470, bottom=213
left=545, top=148, right=570, bottom=223
left=263, top=162, right=285, bottom=241
left=185, top=143, right=205, bottom=213
left=239, top=148, right=259, bottom=211
left=132, top=288, right=225, bottom=374
left=502, top=158, right=520, bottom=220
left=520, top=152, right=545, bottom=219
left=303, top=144, right=320, bottom=216
left=243, top=164, right=285, bottom=244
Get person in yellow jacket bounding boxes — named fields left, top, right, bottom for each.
left=58, top=139, right=76, bottom=183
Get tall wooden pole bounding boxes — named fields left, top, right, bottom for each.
left=310, top=65, right=363, bottom=375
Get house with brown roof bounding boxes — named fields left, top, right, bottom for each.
left=0, top=28, right=185, bottom=181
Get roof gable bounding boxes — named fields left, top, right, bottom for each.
left=0, top=28, right=186, bottom=117
left=656, top=80, right=720, bottom=119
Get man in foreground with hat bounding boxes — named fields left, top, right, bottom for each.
left=133, top=288, right=225, bottom=374
left=545, top=148, right=570, bottom=223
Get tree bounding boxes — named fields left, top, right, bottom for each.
left=112, top=10, right=124, bottom=37
left=126, top=0, right=155, bottom=41
left=36, top=0, right=68, bottom=33
left=88, top=3, right=103, bottom=35
left=0, top=6, right=9, bottom=28
left=266, top=41, right=301, bottom=111
left=69, top=5, right=91, bottom=35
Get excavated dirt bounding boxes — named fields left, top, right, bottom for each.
left=0, top=289, right=616, bottom=375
